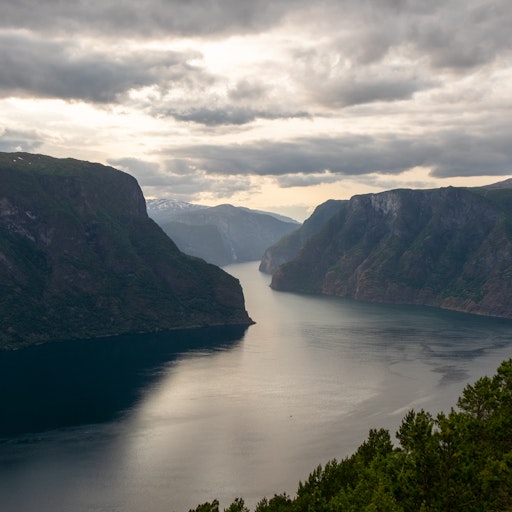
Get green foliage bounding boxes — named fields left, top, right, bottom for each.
left=270, top=186, right=512, bottom=319
left=189, top=498, right=250, bottom=512
left=0, top=152, right=252, bottom=347
left=224, top=497, right=250, bottom=512
left=254, top=494, right=292, bottom=512
left=189, top=499, right=220, bottom=512
left=191, top=359, right=512, bottom=511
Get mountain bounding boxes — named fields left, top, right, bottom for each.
left=270, top=184, right=512, bottom=319
left=237, top=206, right=299, bottom=224
left=259, top=199, right=346, bottom=274
left=0, top=152, right=252, bottom=349
left=146, top=198, right=207, bottom=223
left=478, top=177, right=512, bottom=190
left=147, top=200, right=300, bottom=266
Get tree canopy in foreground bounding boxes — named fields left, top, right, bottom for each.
left=191, top=358, right=512, bottom=512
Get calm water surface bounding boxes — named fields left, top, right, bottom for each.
left=1, top=261, right=512, bottom=511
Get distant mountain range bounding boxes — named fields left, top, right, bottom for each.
left=0, top=152, right=252, bottom=348
left=264, top=180, right=512, bottom=319
left=146, top=198, right=208, bottom=222
left=147, top=199, right=300, bottom=266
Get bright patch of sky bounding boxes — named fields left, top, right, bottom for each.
left=1, top=0, right=511, bottom=221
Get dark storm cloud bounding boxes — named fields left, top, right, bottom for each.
left=0, top=33, right=204, bottom=103
left=164, top=126, right=512, bottom=182
left=0, top=0, right=299, bottom=38
left=407, top=2, right=512, bottom=70
left=167, top=135, right=429, bottom=177
left=2, top=1, right=509, bottom=69
left=1, top=0, right=509, bottom=117
left=427, top=131, right=512, bottom=178
left=163, top=106, right=310, bottom=126
left=323, top=0, right=512, bottom=71
left=304, top=70, right=428, bottom=108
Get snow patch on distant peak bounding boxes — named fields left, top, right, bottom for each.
left=146, top=198, right=207, bottom=219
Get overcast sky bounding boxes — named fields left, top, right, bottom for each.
left=1, top=0, right=511, bottom=220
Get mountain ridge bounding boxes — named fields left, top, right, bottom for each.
left=0, top=152, right=253, bottom=348
left=259, top=199, right=346, bottom=274
left=147, top=200, right=300, bottom=266
left=269, top=182, right=512, bottom=319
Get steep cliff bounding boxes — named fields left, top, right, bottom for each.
left=259, top=199, right=345, bottom=274
left=148, top=201, right=300, bottom=266
left=0, top=152, right=252, bottom=348
left=271, top=185, right=512, bottom=319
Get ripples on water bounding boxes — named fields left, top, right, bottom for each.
left=0, top=261, right=511, bottom=512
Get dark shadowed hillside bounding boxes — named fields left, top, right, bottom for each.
left=0, top=152, right=252, bottom=348
left=271, top=184, right=512, bottom=319
left=259, top=199, right=346, bottom=274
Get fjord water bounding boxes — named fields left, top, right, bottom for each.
left=1, top=262, right=512, bottom=512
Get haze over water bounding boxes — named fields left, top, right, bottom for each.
left=1, top=261, right=511, bottom=511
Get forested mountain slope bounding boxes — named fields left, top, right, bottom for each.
left=271, top=185, right=512, bottom=319
left=0, top=152, right=252, bottom=348
left=148, top=200, right=299, bottom=266
left=259, top=199, right=345, bottom=274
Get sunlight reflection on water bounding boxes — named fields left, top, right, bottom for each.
left=0, top=261, right=511, bottom=512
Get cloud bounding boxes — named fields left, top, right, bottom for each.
left=161, top=106, right=310, bottom=126
left=3, top=0, right=509, bottom=65
left=108, top=157, right=164, bottom=185
left=165, top=135, right=426, bottom=177
left=0, top=0, right=511, bottom=211
left=0, top=128, right=43, bottom=152
left=2, top=0, right=509, bottom=120
left=286, top=0, right=511, bottom=109
left=315, top=0, right=512, bottom=71
left=164, top=125, right=512, bottom=181
left=141, top=74, right=311, bottom=126
left=108, top=156, right=253, bottom=200
left=0, top=33, right=206, bottom=103
left=407, top=2, right=512, bottom=70
left=0, top=33, right=309, bottom=126
left=0, top=0, right=301, bottom=38
left=276, top=171, right=343, bottom=188
left=427, top=131, right=512, bottom=178
left=295, top=59, right=430, bottom=108
left=227, top=79, right=268, bottom=102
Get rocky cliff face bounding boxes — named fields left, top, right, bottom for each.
left=0, top=152, right=252, bottom=348
left=271, top=185, right=512, bottom=319
left=259, top=199, right=345, bottom=274
left=148, top=201, right=300, bottom=266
